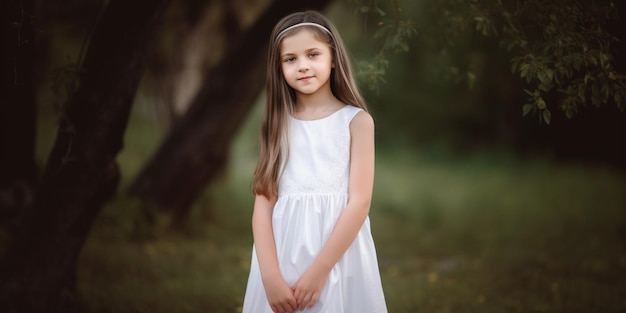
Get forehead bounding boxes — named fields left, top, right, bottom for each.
left=280, top=29, right=329, bottom=54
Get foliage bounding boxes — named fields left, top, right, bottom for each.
left=354, top=0, right=626, bottom=123
left=351, top=0, right=418, bottom=91
left=470, top=0, right=625, bottom=124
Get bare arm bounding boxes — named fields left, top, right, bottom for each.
left=293, top=111, right=375, bottom=309
left=252, top=194, right=280, bottom=281
left=252, top=194, right=297, bottom=312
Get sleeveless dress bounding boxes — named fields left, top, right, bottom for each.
left=242, top=105, right=388, bottom=313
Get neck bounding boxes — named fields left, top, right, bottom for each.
left=293, top=86, right=344, bottom=120
left=295, top=86, right=336, bottom=109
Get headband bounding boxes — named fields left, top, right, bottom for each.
left=278, top=22, right=332, bottom=37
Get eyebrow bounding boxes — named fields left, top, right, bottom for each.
left=281, top=47, right=322, bottom=58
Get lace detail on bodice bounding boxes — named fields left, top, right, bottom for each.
left=278, top=105, right=363, bottom=196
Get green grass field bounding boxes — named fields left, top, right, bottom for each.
left=77, top=142, right=626, bottom=313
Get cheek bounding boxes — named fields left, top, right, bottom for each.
left=281, top=63, right=292, bottom=77
left=280, top=66, right=295, bottom=87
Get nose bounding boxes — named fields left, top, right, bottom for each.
left=297, top=59, right=310, bottom=72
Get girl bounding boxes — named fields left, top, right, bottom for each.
left=242, top=10, right=388, bottom=313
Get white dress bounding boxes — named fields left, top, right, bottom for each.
left=242, top=105, right=388, bottom=313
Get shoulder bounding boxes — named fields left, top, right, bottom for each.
left=349, top=110, right=375, bottom=154
left=349, top=110, right=374, bottom=131
left=342, top=105, right=373, bottom=126
left=349, top=110, right=374, bottom=141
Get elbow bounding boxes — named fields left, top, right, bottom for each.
left=362, top=200, right=372, bottom=216
left=347, top=197, right=372, bottom=218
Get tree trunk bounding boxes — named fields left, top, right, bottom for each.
left=0, top=0, right=38, bottom=225
left=130, top=0, right=332, bottom=221
left=0, top=0, right=167, bottom=312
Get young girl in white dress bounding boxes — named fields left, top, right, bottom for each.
left=242, top=10, right=388, bottom=313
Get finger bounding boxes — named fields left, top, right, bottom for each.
left=299, top=293, right=312, bottom=311
left=307, top=293, right=319, bottom=309
left=277, top=303, right=291, bottom=313
left=299, top=292, right=310, bottom=310
left=293, top=289, right=303, bottom=307
left=293, top=288, right=301, bottom=303
left=288, top=297, right=298, bottom=311
left=294, top=291, right=303, bottom=307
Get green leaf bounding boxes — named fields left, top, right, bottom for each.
left=545, top=69, right=554, bottom=82
left=506, top=41, right=517, bottom=51
left=467, top=71, right=476, bottom=90
left=520, top=63, right=529, bottom=78
left=591, top=83, right=602, bottom=107
left=538, top=82, right=552, bottom=92
left=537, top=97, right=546, bottom=109
left=522, top=103, right=534, bottom=116
left=615, top=92, right=625, bottom=111
left=577, top=84, right=586, bottom=102
left=511, top=57, right=520, bottom=73
left=542, top=109, right=552, bottom=125
left=373, top=24, right=391, bottom=39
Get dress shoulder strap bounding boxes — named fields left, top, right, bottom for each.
left=340, top=105, right=364, bottom=124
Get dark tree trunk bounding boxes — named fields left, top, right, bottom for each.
left=0, top=0, right=38, bottom=224
left=130, top=0, right=332, bottom=220
left=0, top=0, right=167, bottom=312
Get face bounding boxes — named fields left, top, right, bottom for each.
left=280, top=29, right=334, bottom=97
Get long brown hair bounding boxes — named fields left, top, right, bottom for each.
left=252, top=10, right=368, bottom=198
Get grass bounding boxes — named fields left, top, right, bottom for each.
left=77, top=142, right=626, bottom=313
left=370, top=152, right=626, bottom=313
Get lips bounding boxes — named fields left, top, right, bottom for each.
left=298, top=76, right=314, bottom=81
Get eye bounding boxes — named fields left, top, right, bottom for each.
left=284, top=57, right=295, bottom=63
left=308, top=52, right=319, bottom=58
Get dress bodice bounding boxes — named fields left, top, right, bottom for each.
left=278, top=105, right=363, bottom=196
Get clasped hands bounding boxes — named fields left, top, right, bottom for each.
left=265, top=266, right=329, bottom=313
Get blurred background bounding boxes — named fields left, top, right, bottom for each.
left=1, top=0, right=625, bottom=312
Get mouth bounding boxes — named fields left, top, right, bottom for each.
left=298, top=76, right=314, bottom=81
